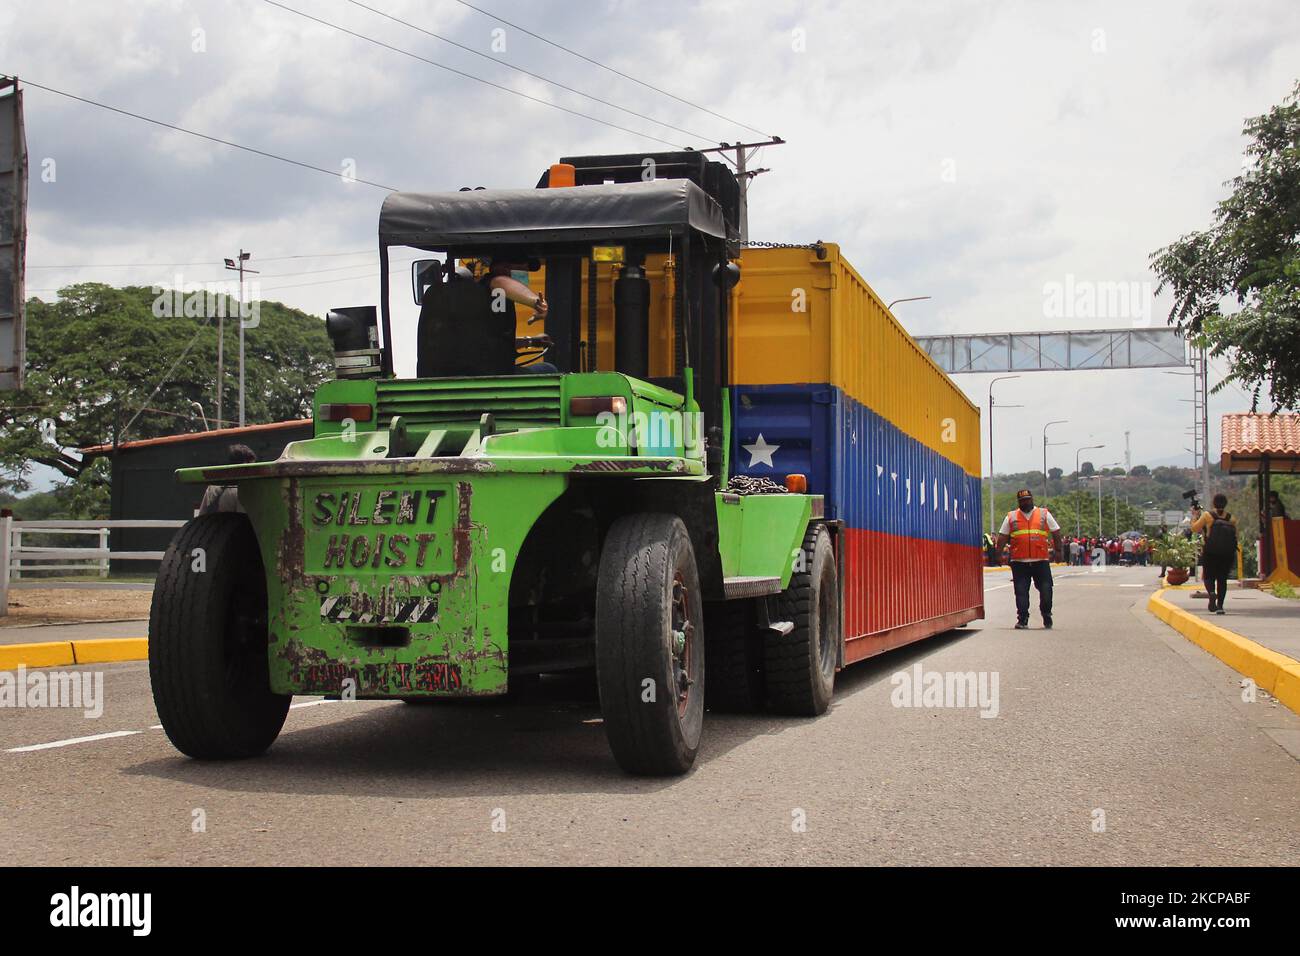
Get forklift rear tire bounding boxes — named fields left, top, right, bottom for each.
left=764, top=524, right=838, bottom=716
left=149, top=514, right=290, bottom=758
left=595, top=513, right=704, bottom=775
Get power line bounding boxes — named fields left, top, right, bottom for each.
left=258, top=249, right=373, bottom=261
left=30, top=250, right=375, bottom=269
left=343, top=0, right=724, bottom=144
left=260, top=264, right=413, bottom=292
left=451, top=0, right=771, bottom=138
left=261, top=1, right=687, bottom=149
left=26, top=258, right=423, bottom=295
left=15, top=77, right=400, bottom=191
left=31, top=254, right=420, bottom=281
left=119, top=317, right=214, bottom=443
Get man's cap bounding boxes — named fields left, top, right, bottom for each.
left=1015, top=489, right=1033, bottom=499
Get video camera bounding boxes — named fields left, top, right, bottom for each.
left=1181, top=488, right=1201, bottom=511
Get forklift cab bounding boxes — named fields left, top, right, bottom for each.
left=362, top=158, right=743, bottom=477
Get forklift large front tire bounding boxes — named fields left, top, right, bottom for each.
left=764, top=524, right=838, bottom=716
left=595, top=513, right=705, bottom=775
left=149, top=514, right=290, bottom=758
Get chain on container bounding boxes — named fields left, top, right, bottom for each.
left=742, top=240, right=828, bottom=260
left=727, top=475, right=789, bottom=495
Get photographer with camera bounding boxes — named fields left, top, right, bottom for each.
left=1191, top=492, right=1238, bottom=614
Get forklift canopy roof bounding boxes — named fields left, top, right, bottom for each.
left=379, top=179, right=728, bottom=250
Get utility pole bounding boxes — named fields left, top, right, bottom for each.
left=225, top=250, right=258, bottom=428
left=1196, top=344, right=1210, bottom=497
left=215, top=304, right=223, bottom=431
left=1095, top=475, right=1103, bottom=538
left=987, top=376, right=1021, bottom=534
left=697, top=138, right=784, bottom=246
left=1074, top=443, right=1105, bottom=537
left=1124, top=431, right=1131, bottom=473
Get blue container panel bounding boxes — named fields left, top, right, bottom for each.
left=732, top=384, right=981, bottom=549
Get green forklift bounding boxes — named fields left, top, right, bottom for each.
left=149, top=152, right=838, bottom=775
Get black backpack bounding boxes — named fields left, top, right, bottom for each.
left=1202, top=511, right=1237, bottom=559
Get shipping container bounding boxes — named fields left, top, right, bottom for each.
left=730, top=245, right=984, bottom=662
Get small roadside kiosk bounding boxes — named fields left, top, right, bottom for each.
left=1220, top=412, right=1300, bottom=586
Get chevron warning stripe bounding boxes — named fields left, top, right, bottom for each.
left=320, top=595, right=439, bottom=624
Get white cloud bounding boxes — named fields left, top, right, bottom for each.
left=6, top=0, right=1298, bottom=473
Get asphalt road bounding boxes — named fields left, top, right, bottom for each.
left=3, top=565, right=1298, bottom=866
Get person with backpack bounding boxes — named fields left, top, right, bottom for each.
left=1191, top=493, right=1238, bottom=614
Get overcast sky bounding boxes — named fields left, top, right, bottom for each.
left=4, top=0, right=1298, bottom=483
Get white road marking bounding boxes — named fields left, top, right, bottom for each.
left=9, top=699, right=335, bottom=754
left=6, top=730, right=141, bottom=753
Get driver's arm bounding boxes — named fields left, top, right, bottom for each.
left=488, top=275, right=547, bottom=316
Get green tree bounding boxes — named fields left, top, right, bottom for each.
left=0, top=283, right=332, bottom=493
left=1151, top=81, right=1300, bottom=410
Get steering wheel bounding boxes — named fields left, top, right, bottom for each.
left=515, top=334, right=552, bottom=367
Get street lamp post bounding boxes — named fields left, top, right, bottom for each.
left=1074, top=443, right=1105, bottom=536
left=1095, top=475, right=1103, bottom=538
left=224, top=250, right=259, bottom=429
left=886, top=296, right=932, bottom=310
left=1042, top=419, right=1068, bottom=500
left=987, top=375, right=1022, bottom=536
left=1101, top=462, right=1122, bottom=536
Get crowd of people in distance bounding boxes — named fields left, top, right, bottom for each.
left=981, top=532, right=1149, bottom=566
left=1062, top=535, right=1150, bottom=566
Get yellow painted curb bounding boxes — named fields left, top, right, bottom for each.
left=0, top=641, right=76, bottom=669
left=1147, top=589, right=1300, bottom=716
left=72, top=638, right=148, bottom=664
left=0, top=638, right=148, bottom=670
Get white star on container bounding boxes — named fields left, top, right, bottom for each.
left=743, top=433, right=779, bottom=468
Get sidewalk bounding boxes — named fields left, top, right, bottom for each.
left=0, top=620, right=147, bottom=645
left=1160, top=587, right=1300, bottom=662
left=0, top=620, right=148, bottom=668
left=1148, top=585, right=1300, bottom=716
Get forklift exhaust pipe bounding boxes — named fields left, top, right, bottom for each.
left=614, top=261, right=650, bottom=380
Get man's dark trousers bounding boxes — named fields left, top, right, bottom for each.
left=1011, top=560, right=1053, bottom=623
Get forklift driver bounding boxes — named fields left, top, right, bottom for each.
left=416, top=256, right=555, bottom=377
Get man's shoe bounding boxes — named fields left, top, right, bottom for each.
left=1014, top=621, right=1029, bottom=630
left=1043, top=616, right=1053, bottom=629
left=1215, top=608, right=1225, bottom=615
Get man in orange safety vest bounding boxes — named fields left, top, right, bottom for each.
left=994, top=489, right=1063, bottom=630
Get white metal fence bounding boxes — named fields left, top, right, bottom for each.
left=0, top=517, right=186, bottom=616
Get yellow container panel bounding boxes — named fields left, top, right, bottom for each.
left=731, top=245, right=980, bottom=476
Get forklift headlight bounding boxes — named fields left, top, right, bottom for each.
left=570, top=396, right=627, bottom=417
left=319, top=403, right=374, bottom=423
